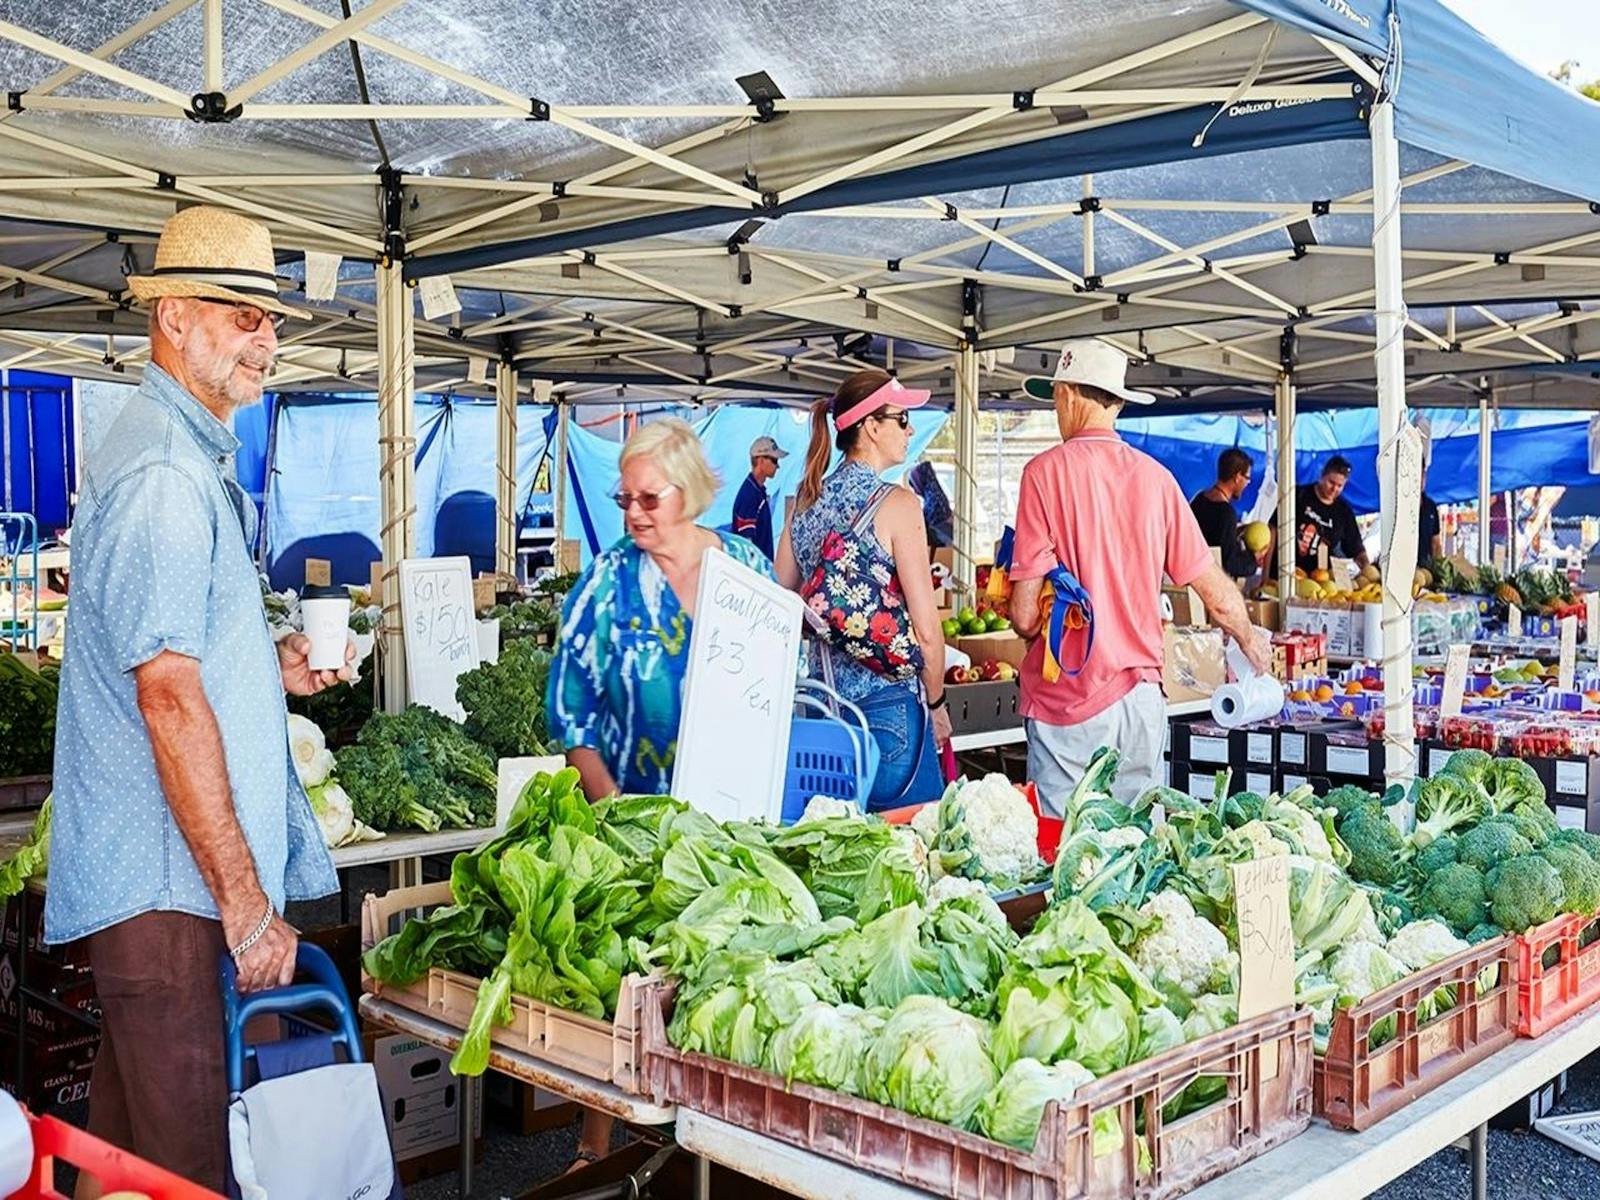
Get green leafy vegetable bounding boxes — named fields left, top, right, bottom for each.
left=455, top=640, right=552, bottom=759
left=861, top=995, right=998, bottom=1129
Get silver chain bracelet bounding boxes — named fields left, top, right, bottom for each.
left=230, top=903, right=275, bottom=960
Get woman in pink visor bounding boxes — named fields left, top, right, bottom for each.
left=777, top=369, right=951, bottom=809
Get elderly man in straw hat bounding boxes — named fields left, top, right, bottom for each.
left=45, top=206, right=345, bottom=1190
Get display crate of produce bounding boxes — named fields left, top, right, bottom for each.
left=640, top=977, right=1312, bottom=1200
left=1512, top=912, right=1600, bottom=1038
left=360, top=881, right=655, bottom=1094
left=945, top=679, right=1021, bottom=736
left=1439, top=713, right=1529, bottom=755
left=1364, top=707, right=1442, bottom=747
left=1313, top=937, right=1516, bottom=1131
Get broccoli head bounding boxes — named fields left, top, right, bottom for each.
left=1219, top=791, right=1265, bottom=828
left=1465, top=922, right=1504, bottom=945
left=1413, top=835, right=1460, bottom=876
left=1552, top=827, right=1600, bottom=865
left=1480, top=758, right=1546, bottom=815
left=1417, top=863, right=1489, bottom=935
left=1456, top=822, right=1533, bottom=873
left=1500, top=801, right=1559, bottom=849
left=1368, top=888, right=1416, bottom=939
left=1410, top=774, right=1488, bottom=851
left=1440, top=748, right=1493, bottom=789
left=1339, top=808, right=1407, bottom=888
left=1539, top=843, right=1600, bottom=917
left=1324, top=784, right=1382, bottom=825
left=1488, top=855, right=1567, bottom=933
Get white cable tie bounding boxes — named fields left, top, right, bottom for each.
left=1193, top=26, right=1278, bottom=149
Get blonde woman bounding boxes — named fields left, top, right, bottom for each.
left=547, top=416, right=775, bottom=801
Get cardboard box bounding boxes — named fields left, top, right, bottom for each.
left=370, top=1031, right=481, bottom=1162
left=1244, top=598, right=1281, bottom=632
left=1163, top=626, right=1226, bottom=704
left=0, top=991, right=100, bottom=1114
left=955, top=631, right=1027, bottom=670
left=1162, top=586, right=1208, bottom=627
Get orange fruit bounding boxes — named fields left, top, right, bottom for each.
left=1289, top=689, right=1313, bottom=702
left=1314, top=684, right=1335, bottom=702
left=1344, top=681, right=1364, bottom=695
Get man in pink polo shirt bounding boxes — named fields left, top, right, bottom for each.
left=1009, top=339, right=1271, bottom=813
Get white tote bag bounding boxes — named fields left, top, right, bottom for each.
left=228, top=1061, right=396, bottom=1200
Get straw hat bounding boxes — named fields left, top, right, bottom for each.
left=127, top=205, right=308, bottom=320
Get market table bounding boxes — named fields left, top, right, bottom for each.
left=677, top=1007, right=1600, bottom=1200
left=359, top=993, right=676, bottom=1199
left=329, top=824, right=498, bottom=886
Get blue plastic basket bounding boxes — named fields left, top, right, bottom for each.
left=782, top=680, right=878, bottom=822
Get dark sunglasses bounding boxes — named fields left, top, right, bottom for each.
left=195, top=297, right=286, bottom=334
left=872, top=410, right=911, bottom=430
left=613, top=483, right=679, bottom=512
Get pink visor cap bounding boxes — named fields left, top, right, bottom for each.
left=834, top=376, right=932, bottom=431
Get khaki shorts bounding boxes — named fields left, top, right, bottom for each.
left=85, top=910, right=230, bottom=1192
left=1026, top=681, right=1167, bottom=818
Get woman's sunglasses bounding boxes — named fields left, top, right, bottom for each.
left=871, top=410, right=911, bottom=430
left=613, top=483, right=679, bottom=512
left=195, top=297, right=287, bottom=334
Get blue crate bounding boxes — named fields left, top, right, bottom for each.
left=782, top=680, right=878, bottom=822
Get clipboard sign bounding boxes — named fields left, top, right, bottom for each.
left=673, top=547, right=804, bottom=824
left=1440, top=645, right=1470, bottom=721
left=398, top=556, right=480, bottom=721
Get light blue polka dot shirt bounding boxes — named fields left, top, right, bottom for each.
left=44, top=366, right=337, bottom=945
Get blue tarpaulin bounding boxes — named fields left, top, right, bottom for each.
left=1121, top=408, right=1600, bottom=515
left=3, top=370, right=74, bottom=536
left=555, top=405, right=949, bottom=559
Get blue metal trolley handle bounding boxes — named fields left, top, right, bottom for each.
left=220, top=942, right=363, bottom=1096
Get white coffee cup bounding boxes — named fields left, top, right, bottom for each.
left=300, top=585, right=352, bottom=672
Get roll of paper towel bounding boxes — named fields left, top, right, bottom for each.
left=1211, top=673, right=1286, bottom=728
left=0, top=1090, right=33, bottom=1195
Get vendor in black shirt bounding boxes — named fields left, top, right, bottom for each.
left=1282, top=455, right=1369, bottom=573
left=1190, top=448, right=1261, bottom=578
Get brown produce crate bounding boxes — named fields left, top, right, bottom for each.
left=360, top=881, right=654, bottom=1094
left=0, top=778, right=49, bottom=812
left=640, top=977, right=1312, bottom=1200
left=1313, top=936, right=1516, bottom=1131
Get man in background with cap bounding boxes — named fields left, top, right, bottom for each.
left=46, top=206, right=346, bottom=1190
left=732, top=434, right=787, bottom=559
left=1008, top=339, right=1272, bottom=812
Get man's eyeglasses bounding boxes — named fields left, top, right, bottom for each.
left=613, top=483, right=679, bottom=512
left=872, top=410, right=911, bottom=430
left=195, top=297, right=286, bottom=335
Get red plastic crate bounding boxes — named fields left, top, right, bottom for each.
left=12, top=1109, right=224, bottom=1199
left=883, top=781, right=1064, bottom=861
left=1314, top=937, right=1516, bottom=1130
left=1513, top=912, right=1600, bottom=1037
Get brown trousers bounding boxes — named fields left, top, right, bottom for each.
left=84, top=910, right=230, bottom=1192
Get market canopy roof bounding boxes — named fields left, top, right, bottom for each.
left=0, top=0, right=1597, bottom=396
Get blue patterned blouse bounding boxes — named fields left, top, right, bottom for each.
left=790, top=460, right=919, bottom=704
left=546, top=531, right=775, bottom=794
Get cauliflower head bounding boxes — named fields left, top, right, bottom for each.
left=1328, top=940, right=1407, bottom=1007
left=1132, top=890, right=1236, bottom=1002
left=1385, top=919, right=1468, bottom=972
left=928, top=874, right=991, bottom=905
left=800, top=795, right=861, bottom=825
left=946, top=774, right=1041, bottom=886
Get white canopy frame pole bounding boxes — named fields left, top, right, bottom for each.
left=1275, top=372, right=1296, bottom=605
left=1478, top=392, right=1494, bottom=566
left=553, top=399, right=571, bottom=571
left=954, top=345, right=980, bottom=597
left=1370, top=98, right=1416, bottom=786
left=376, top=260, right=417, bottom=715
left=494, top=357, right=518, bottom=582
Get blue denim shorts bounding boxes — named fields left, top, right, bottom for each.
left=856, top=684, right=943, bottom=812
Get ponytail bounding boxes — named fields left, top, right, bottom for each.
left=796, top=397, right=833, bottom=511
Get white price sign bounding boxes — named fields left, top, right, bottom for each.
left=1561, top=616, right=1578, bottom=693
left=1508, top=602, right=1523, bottom=639
left=1440, top=644, right=1470, bottom=721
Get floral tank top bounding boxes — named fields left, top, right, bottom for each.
left=791, top=460, right=918, bottom=703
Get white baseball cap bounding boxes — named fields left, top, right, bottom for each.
left=1022, top=338, right=1154, bottom=406
left=749, top=435, right=789, bottom=461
